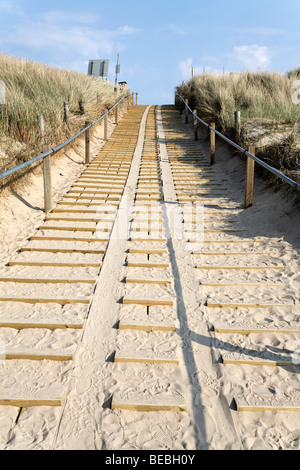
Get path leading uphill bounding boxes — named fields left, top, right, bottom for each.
left=0, top=105, right=299, bottom=450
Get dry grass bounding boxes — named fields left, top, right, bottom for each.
left=175, top=72, right=300, bottom=188
left=0, top=53, right=130, bottom=176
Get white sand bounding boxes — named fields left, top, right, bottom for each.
left=0, top=104, right=299, bottom=450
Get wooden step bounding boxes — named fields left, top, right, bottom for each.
left=207, top=303, right=293, bottom=309
left=118, top=320, right=176, bottom=332
left=196, top=266, right=284, bottom=270
left=0, top=396, right=64, bottom=407
left=213, top=323, right=300, bottom=335
left=234, top=397, right=300, bottom=412
left=125, top=278, right=172, bottom=285
left=114, top=350, right=179, bottom=365
left=0, top=277, right=95, bottom=284
left=0, top=296, right=91, bottom=305
left=111, top=394, right=187, bottom=412
left=221, top=353, right=298, bottom=367
left=8, top=261, right=101, bottom=268
left=126, top=262, right=170, bottom=268
left=122, top=297, right=173, bottom=306
left=0, top=319, right=84, bottom=330
left=20, top=247, right=105, bottom=254
left=2, top=348, right=74, bottom=361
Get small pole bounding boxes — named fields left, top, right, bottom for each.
left=235, top=111, right=241, bottom=138
left=85, top=121, right=91, bottom=164
left=244, top=145, right=256, bottom=208
left=79, top=99, right=85, bottom=114
left=63, top=101, right=69, bottom=127
left=38, top=115, right=52, bottom=212
left=210, top=123, right=216, bottom=165
left=185, top=99, right=189, bottom=124
left=115, top=104, right=118, bottom=124
left=193, top=109, right=198, bottom=141
left=104, top=113, right=108, bottom=141
left=136, top=93, right=138, bottom=105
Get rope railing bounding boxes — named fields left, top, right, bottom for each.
left=175, top=93, right=300, bottom=207
left=0, top=92, right=137, bottom=211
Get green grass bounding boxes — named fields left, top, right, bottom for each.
left=175, top=71, right=300, bottom=187
left=0, top=53, right=130, bottom=176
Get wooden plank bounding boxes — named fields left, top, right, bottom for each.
left=0, top=319, right=84, bottom=330
left=207, top=303, right=292, bottom=309
left=125, top=278, right=172, bottom=285
left=126, top=262, right=170, bottom=268
left=234, top=398, right=300, bottom=412
left=111, top=395, right=187, bottom=412
left=118, top=321, right=176, bottom=332
left=0, top=296, right=90, bottom=304
left=8, top=261, right=101, bottom=268
left=193, top=252, right=273, bottom=255
left=213, top=324, right=300, bottom=335
left=201, top=282, right=283, bottom=287
left=122, top=297, right=173, bottom=306
left=0, top=397, right=63, bottom=407
left=3, top=349, right=74, bottom=361
left=38, top=226, right=98, bottom=232
left=20, top=247, right=105, bottom=254
left=128, top=249, right=167, bottom=254
left=221, top=354, right=296, bottom=367
left=196, top=266, right=284, bottom=270
left=0, top=277, right=95, bottom=284
left=114, top=351, right=179, bottom=365
left=30, top=236, right=108, bottom=243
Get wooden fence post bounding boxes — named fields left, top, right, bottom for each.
left=38, top=115, right=52, bottom=213
left=193, top=109, right=198, bottom=141
left=210, top=123, right=216, bottom=165
left=104, top=113, right=108, bottom=141
left=136, top=93, right=138, bottom=105
left=63, top=101, right=69, bottom=127
left=79, top=99, right=85, bottom=114
left=244, top=145, right=256, bottom=208
left=235, top=111, right=241, bottom=138
left=115, top=104, right=118, bottom=124
left=85, top=121, right=90, bottom=164
left=185, top=99, right=189, bottom=124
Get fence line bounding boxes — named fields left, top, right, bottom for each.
left=0, top=92, right=136, bottom=211
left=175, top=93, right=300, bottom=207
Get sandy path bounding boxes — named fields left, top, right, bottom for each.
left=0, top=103, right=299, bottom=450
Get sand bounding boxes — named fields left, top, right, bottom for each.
left=0, top=104, right=299, bottom=450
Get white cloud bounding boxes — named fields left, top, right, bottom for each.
left=178, top=58, right=193, bottom=79
left=233, top=44, right=271, bottom=71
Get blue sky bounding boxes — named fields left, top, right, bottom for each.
left=0, top=0, right=299, bottom=104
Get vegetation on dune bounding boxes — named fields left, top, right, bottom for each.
left=0, top=53, right=130, bottom=177
left=175, top=71, right=300, bottom=188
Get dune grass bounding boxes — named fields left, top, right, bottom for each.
left=175, top=72, right=300, bottom=187
left=0, top=53, right=130, bottom=176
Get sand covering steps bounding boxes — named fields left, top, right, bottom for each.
left=0, top=103, right=299, bottom=450
left=0, top=106, right=148, bottom=421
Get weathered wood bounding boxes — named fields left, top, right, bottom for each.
left=210, top=123, right=216, bottom=165
left=8, top=261, right=101, bottom=268
left=3, top=349, right=74, bottom=361
left=63, top=101, right=69, bottom=126
left=207, top=303, right=292, bottom=309
left=0, top=296, right=90, bottom=304
left=0, top=319, right=84, bottom=330
left=111, top=395, right=187, bottom=412
left=196, top=265, right=284, bottom=270
left=85, top=121, right=91, bottom=164
left=234, top=398, right=300, bottom=412
left=118, top=321, right=176, bottom=332
left=244, top=145, right=256, bottom=208
left=104, top=114, right=108, bottom=141
left=235, top=111, right=240, bottom=138
left=122, top=297, right=173, bottom=306
left=125, top=278, right=172, bottom=285
left=0, top=397, right=63, bottom=407
left=38, top=115, right=52, bottom=213
left=213, top=324, right=300, bottom=335
left=0, top=277, right=95, bottom=284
